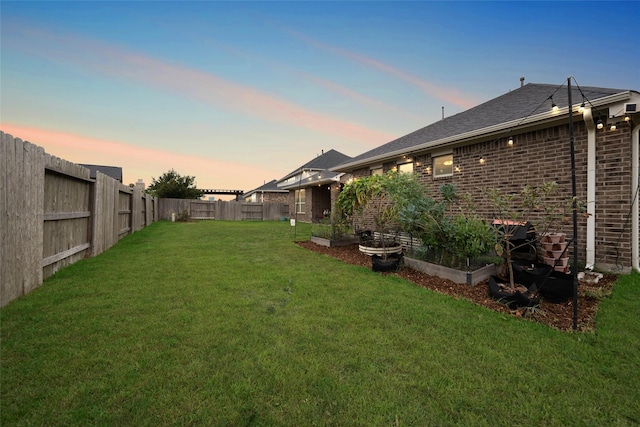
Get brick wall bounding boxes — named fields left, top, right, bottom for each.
left=347, top=121, right=634, bottom=271
left=288, top=185, right=336, bottom=223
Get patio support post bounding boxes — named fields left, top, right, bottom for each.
left=583, top=108, right=597, bottom=270
left=632, top=123, right=640, bottom=272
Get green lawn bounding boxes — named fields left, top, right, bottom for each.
left=2, top=221, right=639, bottom=426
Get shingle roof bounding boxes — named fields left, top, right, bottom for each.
left=333, top=83, right=629, bottom=170
left=80, top=164, right=123, bottom=182
left=244, top=179, right=288, bottom=197
left=278, top=169, right=343, bottom=190
left=280, top=149, right=352, bottom=181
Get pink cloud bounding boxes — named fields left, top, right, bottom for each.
left=7, top=25, right=395, bottom=149
left=1, top=124, right=282, bottom=194
left=300, top=72, right=425, bottom=122
left=200, top=38, right=424, bottom=123
left=289, top=29, right=479, bottom=110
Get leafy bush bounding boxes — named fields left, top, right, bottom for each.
left=398, top=184, right=497, bottom=265
left=311, top=217, right=352, bottom=240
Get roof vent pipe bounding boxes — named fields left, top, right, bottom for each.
left=520, top=77, right=525, bottom=87
left=442, top=106, right=445, bottom=120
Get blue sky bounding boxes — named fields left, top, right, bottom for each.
left=2, top=1, right=639, bottom=197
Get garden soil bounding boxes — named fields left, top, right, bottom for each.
left=297, top=241, right=617, bottom=332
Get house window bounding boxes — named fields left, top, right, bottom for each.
left=433, top=154, right=453, bottom=177
left=398, top=162, right=414, bottom=174
left=371, top=167, right=383, bottom=176
left=295, top=189, right=305, bottom=214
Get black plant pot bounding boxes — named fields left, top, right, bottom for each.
left=538, top=271, right=574, bottom=303
left=372, top=253, right=403, bottom=273
left=511, top=260, right=553, bottom=288
left=488, top=276, right=539, bottom=309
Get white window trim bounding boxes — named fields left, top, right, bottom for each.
left=295, top=189, right=305, bottom=214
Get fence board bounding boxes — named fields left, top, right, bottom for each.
left=42, top=154, right=92, bottom=278
left=157, top=199, right=289, bottom=221
left=1, top=132, right=157, bottom=307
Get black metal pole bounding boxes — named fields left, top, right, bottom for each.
left=568, top=77, right=579, bottom=331
left=294, top=167, right=303, bottom=241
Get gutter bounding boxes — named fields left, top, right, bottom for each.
left=583, top=108, right=597, bottom=270
left=633, top=122, right=640, bottom=272
left=333, top=91, right=633, bottom=172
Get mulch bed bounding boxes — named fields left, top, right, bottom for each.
left=296, top=241, right=617, bottom=332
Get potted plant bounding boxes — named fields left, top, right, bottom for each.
left=336, top=171, right=424, bottom=271
left=485, top=181, right=579, bottom=307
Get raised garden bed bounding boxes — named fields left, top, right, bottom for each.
left=404, top=256, right=500, bottom=286
left=310, top=235, right=359, bottom=248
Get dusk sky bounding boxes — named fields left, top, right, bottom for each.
left=2, top=1, right=639, bottom=198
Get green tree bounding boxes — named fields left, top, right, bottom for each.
left=146, top=169, right=203, bottom=199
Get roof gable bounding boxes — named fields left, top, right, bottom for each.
left=280, top=149, right=351, bottom=181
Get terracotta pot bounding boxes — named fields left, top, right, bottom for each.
left=550, top=250, right=568, bottom=259
left=544, top=233, right=566, bottom=244
left=541, top=242, right=555, bottom=251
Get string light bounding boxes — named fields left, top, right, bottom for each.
left=508, top=136, right=513, bottom=146
left=549, top=95, right=559, bottom=112
left=610, top=123, right=617, bottom=131
left=479, top=156, right=485, bottom=164
left=597, top=119, right=604, bottom=130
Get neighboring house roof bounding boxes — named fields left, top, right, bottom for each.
left=276, top=149, right=352, bottom=190
left=244, top=179, right=288, bottom=198
left=279, top=169, right=343, bottom=190
left=333, top=83, right=636, bottom=171
left=279, top=149, right=352, bottom=182
left=80, top=164, right=123, bottom=182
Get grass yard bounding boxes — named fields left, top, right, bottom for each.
left=1, top=220, right=639, bottom=426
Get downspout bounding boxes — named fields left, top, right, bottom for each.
left=632, top=122, right=640, bottom=272
left=583, top=108, right=596, bottom=270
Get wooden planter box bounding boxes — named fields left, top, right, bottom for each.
left=310, top=235, right=359, bottom=248
left=404, top=256, right=500, bottom=286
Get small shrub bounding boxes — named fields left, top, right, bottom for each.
left=582, top=287, right=611, bottom=301
left=176, top=209, right=190, bottom=222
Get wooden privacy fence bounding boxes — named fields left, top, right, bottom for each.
left=1, top=132, right=157, bottom=307
left=159, top=198, right=289, bottom=221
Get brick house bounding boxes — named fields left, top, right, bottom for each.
left=278, top=149, right=352, bottom=223
left=333, top=82, right=640, bottom=273
left=243, top=179, right=289, bottom=204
